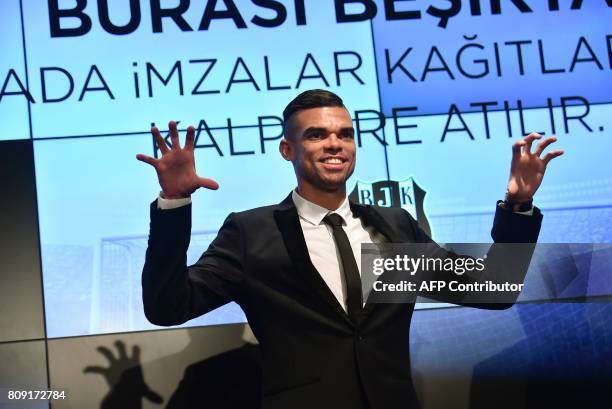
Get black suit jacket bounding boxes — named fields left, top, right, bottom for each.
left=142, top=193, right=542, bottom=409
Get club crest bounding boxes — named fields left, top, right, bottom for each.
left=349, top=177, right=432, bottom=237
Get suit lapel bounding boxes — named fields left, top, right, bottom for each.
left=274, top=194, right=354, bottom=327
left=273, top=194, right=402, bottom=327
left=350, top=202, right=401, bottom=321
left=350, top=202, right=401, bottom=243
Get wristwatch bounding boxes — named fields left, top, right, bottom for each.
left=503, top=193, right=533, bottom=212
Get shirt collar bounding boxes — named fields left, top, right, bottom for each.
left=291, top=189, right=352, bottom=226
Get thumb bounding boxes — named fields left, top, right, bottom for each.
left=198, top=177, right=219, bottom=190
left=507, top=179, right=519, bottom=196
left=83, top=366, right=106, bottom=375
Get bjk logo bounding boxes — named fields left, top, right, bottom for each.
left=349, top=177, right=431, bottom=237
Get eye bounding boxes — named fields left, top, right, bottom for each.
left=306, top=130, right=325, bottom=140
left=340, top=130, right=355, bottom=139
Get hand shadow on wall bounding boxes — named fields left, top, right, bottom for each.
left=84, top=340, right=164, bottom=409
left=84, top=337, right=262, bottom=409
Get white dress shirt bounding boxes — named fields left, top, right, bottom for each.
left=157, top=193, right=191, bottom=210
left=157, top=190, right=384, bottom=311
left=291, top=190, right=384, bottom=310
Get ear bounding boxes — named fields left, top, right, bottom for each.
left=279, top=138, right=293, bottom=161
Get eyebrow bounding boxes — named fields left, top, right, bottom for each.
left=302, top=126, right=354, bottom=136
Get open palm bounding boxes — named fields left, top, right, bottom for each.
left=136, top=121, right=218, bottom=198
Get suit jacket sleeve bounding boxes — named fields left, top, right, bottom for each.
left=490, top=201, right=543, bottom=243
left=142, top=200, right=245, bottom=326
left=397, top=202, right=543, bottom=308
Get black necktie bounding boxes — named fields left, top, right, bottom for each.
left=323, top=213, right=363, bottom=322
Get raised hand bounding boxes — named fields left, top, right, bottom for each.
left=506, top=132, right=564, bottom=203
left=136, top=121, right=218, bottom=198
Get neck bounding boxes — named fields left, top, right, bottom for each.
left=297, top=183, right=346, bottom=211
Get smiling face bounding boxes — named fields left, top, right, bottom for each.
left=280, top=106, right=356, bottom=198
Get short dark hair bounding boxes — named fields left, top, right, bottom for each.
left=282, top=89, right=346, bottom=134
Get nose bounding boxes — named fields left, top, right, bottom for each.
left=325, top=133, right=342, bottom=151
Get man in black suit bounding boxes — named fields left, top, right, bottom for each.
left=137, top=90, right=563, bottom=409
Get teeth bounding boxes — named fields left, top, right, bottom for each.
left=324, top=158, right=342, bottom=164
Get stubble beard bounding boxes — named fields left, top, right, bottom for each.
left=309, top=164, right=355, bottom=193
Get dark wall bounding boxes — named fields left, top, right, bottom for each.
left=0, top=140, right=45, bottom=342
